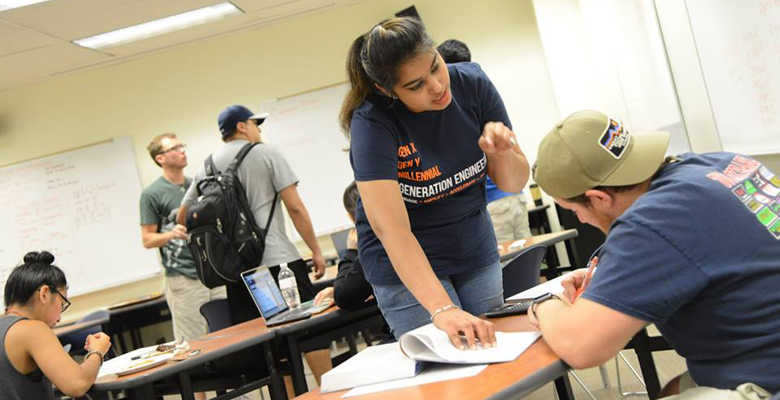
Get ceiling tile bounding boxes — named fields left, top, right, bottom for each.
left=0, top=20, right=59, bottom=56
left=0, top=42, right=112, bottom=79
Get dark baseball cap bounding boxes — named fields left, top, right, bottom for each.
left=217, top=105, right=268, bottom=139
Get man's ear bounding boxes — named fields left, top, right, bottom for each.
left=584, top=189, right=613, bottom=210
left=154, top=153, right=165, bottom=165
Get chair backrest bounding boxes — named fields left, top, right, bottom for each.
left=199, top=298, right=232, bottom=333
left=502, top=245, right=547, bottom=298
left=59, top=309, right=110, bottom=354
left=330, top=229, right=351, bottom=260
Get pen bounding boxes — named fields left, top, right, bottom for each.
left=573, top=256, right=598, bottom=302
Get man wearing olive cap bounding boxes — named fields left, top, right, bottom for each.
left=530, top=110, right=780, bottom=399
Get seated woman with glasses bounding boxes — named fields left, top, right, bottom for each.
left=1, top=251, right=112, bottom=400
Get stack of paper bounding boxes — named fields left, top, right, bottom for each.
left=320, top=324, right=541, bottom=394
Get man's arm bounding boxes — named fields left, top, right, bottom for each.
left=280, top=184, right=326, bottom=278
left=535, top=297, right=647, bottom=369
left=140, top=224, right=187, bottom=248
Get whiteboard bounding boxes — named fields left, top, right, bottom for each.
left=0, top=137, right=160, bottom=302
left=685, top=0, right=780, bottom=155
left=260, top=83, right=355, bottom=236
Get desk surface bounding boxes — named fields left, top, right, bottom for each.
left=53, top=315, right=110, bottom=338
left=293, top=316, right=567, bottom=400
left=92, top=317, right=274, bottom=390
left=498, top=229, right=578, bottom=262
left=527, top=204, right=550, bottom=214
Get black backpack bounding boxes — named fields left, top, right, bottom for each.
left=186, top=143, right=277, bottom=288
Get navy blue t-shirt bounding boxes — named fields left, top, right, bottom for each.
left=582, top=153, right=780, bottom=392
left=349, top=62, right=508, bottom=284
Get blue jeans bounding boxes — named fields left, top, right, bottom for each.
left=372, top=261, right=504, bottom=339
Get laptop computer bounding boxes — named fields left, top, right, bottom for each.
left=330, top=229, right=351, bottom=260
left=240, top=265, right=329, bottom=327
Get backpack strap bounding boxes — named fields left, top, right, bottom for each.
left=264, top=192, right=278, bottom=233
left=204, top=155, right=218, bottom=177
left=226, top=142, right=259, bottom=173
left=227, top=142, right=277, bottom=234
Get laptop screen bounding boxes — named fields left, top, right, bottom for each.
left=241, top=266, right=288, bottom=319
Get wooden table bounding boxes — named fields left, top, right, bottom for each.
left=275, top=302, right=385, bottom=396
left=292, top=315, right=573, bottom=400
left=499, top=229, right=579, bottom=280
left=107, top=293, right=170, bottom=353
left=90, top=317, right=282, bottom=400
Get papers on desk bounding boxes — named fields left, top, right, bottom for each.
left=508, top=239, right=527, bottom=251
left=321, top=323, right=540, bottom=396
left=507, top=272, right=569, bottom=301
left=320, top=343, right=424, bottom=393
left=343, top=363, right=488, bottom=398
left=399, top=323, right=541, bottom=364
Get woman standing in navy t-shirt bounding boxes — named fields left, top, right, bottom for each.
left=340, top=17, right=530, bottom=348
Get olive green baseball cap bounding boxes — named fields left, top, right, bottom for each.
left=532, top=110, right=670, bottom=199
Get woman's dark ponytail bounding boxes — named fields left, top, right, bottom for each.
left=339, top=17, right=435, bottom=138
left=4, top=251, right=67, bottom=309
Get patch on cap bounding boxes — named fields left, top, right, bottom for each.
left=598, top=118, right=631, bottom=159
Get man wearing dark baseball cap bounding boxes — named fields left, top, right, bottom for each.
left=217, top=105, right=268, bottom=140
left=529, top=110, right=780, bottom=399
left=177, top=104, right=333, bottom=391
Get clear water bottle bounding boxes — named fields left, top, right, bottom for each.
left=278, top=263, right=300, bottom=309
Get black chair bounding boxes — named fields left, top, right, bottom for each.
left=59, top=310, right=113, bottom=358
left=501, top=245, right=546, bottom=298
left=199, top=298, right=232, bottom=333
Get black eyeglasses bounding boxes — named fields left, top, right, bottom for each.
left=160, top=144, right=187, bottom=154
left=43, top=287, right=71, bottom=313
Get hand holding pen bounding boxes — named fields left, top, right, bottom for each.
left=573, top=256, right=598, bottom=302
left=562, top=256, right=598, bottom=303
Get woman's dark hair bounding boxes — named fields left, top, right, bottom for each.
left=342, top=181, right=360, bottom=220
left=3, top=251, right=67, bottom=309
left=339, top=17, right=436, bottom=137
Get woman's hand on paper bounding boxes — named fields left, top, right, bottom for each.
left=433, top=308, right=497, bottom=350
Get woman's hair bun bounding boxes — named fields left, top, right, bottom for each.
left=23, top=251, right=55, bottom=265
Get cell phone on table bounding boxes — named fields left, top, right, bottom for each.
left=484, top=298, right=534, bottom=318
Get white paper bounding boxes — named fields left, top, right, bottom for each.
left=507, top=272, right=569, bottom=301
left=98, top=344, right=174, bottom=377
left=320, top=343, right=422, bottom=393
left=508, top=239, right=527, bottom=251
left=399, top=324, right=541, bottom=364
left=342, top=364, right=487, bottom=397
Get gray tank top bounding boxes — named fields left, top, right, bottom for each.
left=0, top=315, right=55, bottom=400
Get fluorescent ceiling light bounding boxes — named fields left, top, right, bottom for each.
left=73, top=2, right=242, bottom=50
left=0, top=0, right=53, bottom=12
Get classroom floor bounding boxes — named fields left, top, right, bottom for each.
left=163, top=326, right=686, bottom=400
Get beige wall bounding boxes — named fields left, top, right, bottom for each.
left=0, top=0, right=559, bottom=322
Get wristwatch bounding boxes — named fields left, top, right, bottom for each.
left=528, top=292, right=558, bottom=328
left=532, top=292, right=555, bottom=306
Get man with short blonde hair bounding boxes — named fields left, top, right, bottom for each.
left=139, top=133, right=225, bottom=348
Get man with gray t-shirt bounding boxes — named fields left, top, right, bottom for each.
left=178, top=105, right=327, bottom=315
left=177, top=105, right=330, bottom=391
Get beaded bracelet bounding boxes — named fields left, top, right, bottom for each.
left=430, top=304, right=460, bottom=322
left=85, top=349, right=105, bottom=366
